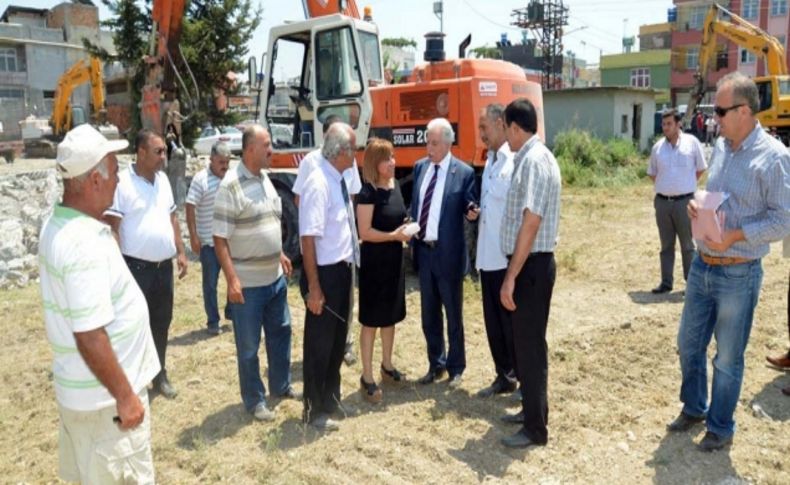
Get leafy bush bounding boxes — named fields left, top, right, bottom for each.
left=552, top=129, right=647, bottom=187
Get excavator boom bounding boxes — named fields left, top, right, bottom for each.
left=302, top=0, right=360, bottom=19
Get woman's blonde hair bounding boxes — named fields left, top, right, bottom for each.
left=362, top=138, right=394, bottom=184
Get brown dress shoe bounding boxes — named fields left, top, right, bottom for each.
left=766, top=351, right=790, bottom=369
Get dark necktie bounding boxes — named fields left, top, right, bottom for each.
left=340, top=178, right=360, bottom=266
left=418, top=164, right=440, bottom=240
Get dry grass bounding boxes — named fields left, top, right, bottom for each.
left=1, top=183, right=788, bottom=484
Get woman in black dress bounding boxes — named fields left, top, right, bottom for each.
left=356, top=138, right=412, bottom=403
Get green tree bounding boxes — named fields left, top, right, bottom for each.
left=180, top=0, right=262, bottom=147
left=469, top=45, right=502, bottom=59
left=381, top=37, right=417, bottom=49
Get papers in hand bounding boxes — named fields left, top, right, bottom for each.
left=402, top=222, right=420, bottom=237
left=691, top=190, right=726, bottom=244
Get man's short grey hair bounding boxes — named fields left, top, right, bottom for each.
left=718, top=71, right=759, bottom=114
left=65, top=157, right=110, bottom=193
left=427, top=117, right=455, bottom=144
left=211, top=141, right=232, bottom=157
left=485, top=103, right=506, bottom=123
left=322, top=122, right=355, bottom=160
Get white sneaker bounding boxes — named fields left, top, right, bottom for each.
left=253, top=402, right=275, bottom=421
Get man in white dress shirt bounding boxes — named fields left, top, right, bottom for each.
left=475, top=104, right=518, bottom=398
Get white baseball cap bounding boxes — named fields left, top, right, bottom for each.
left=56, top=124, right=129, bottom=179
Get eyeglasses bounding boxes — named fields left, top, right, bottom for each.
left=714, top=104, right=744, bottom=117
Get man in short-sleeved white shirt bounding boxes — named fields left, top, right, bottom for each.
left=298, top=122, right=358, bottom=432
left=40, top=124, right=160, bottom=483
left=647, top=108, right=707, bottom=294
left=475, top=103, right=517, bottom=398
left=105, top=129, right=188, bottom=399
left=186, top=141, right=230, bottom=335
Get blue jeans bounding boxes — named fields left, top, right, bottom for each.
left=200, top=245, right=222, bottom=329
left=229, top=276, right=292, bottom=411
left=677, top=255, right=763, bottom=438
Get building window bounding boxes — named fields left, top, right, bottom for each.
left=741, top=48, right=756, bottom=64
left=777, top=35, right=787, bottom=49
left=0, top=87, right=24, bottom=98
left=686, top=47, right=699, bottom=69
left=0, top=48, right=17, bottom=72
left=630, top=67, right=651, bottom=88
left=743, top=0, right=759, bottom=19
left=621, top=115, right=629, bottom=134
left=689, top=6, right=707, bottom=30
left=771, top=0, right=788, bottom=16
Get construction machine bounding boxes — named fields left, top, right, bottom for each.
left=21, top=56, right=119, bottom=158
left=687, top=3, right=790, bottom=143
left=254, top=0, right=545, bottom=259
left=141, top=0, right=200, bottom=205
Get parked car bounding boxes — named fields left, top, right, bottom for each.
left=269, top=123, right=293, bottom=147
left=193, top=125, right=243, bottom=155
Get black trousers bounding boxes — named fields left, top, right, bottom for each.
left=300, top=261, right=351, bottom=421
left=510, top=252, right=556, bottom=444
left=480, top=269, right=515, bottom=382
left=125, top=256, right=173, bottom=381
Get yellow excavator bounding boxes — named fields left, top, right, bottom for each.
left=21, top=56, right=119, bottom=158
left=687, top=3, right=790, bottom=144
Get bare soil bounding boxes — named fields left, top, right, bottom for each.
left=0, top=183, right=788, bottom=484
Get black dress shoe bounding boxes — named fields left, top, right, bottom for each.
left=417, top=368, right=446, bottom=385
left=666, top=411, right=705, bottom=432
left=501, top=429, right=545, bottom=449
left=651, top=284, right=672, bottom=294
left=156, top=378, right=178, bottom=399
left=697, top=431, right=732, bottom=452
left=279, top=387, right=302, bottom=400
left=500, top=410, right=524, bottom=424
left=477, top=379, right=518, bottom=398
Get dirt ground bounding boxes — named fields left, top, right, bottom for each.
left=0, top=183, right=788, bottom=484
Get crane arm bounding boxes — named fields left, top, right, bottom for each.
left=301, top=0, right=360, bottom=19
left=687, top=3, right=788, bottom=121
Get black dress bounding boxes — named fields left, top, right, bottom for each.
left=358, top=180, right=407, bottom=327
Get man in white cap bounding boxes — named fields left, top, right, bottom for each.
left=39, top=124, right=160, bottom=483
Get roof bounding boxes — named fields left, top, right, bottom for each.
left=543, top=86, right=658, bottom=97
left=1, top=6, right=49, bottom=23
left=600, top=49, right=671, bottom=69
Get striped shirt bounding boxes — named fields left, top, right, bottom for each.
left=186, top=167, right=222, bottom=246
left=38, top=205, right=160, bottom=411
left=501, top=135, right=562, bottom=255
left=213, top=161, right=283, bottom=287
left=702, top=123, right=790, bottom=259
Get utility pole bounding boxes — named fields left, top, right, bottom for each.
left=512, top=0, right=569, bottom=90
left=433, top=1, right=444, bottom=34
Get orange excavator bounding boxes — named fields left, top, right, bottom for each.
left=255, top=0, right=545, bottom=259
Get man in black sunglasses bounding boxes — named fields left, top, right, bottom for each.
left=669, top=72, right=790, bottom=452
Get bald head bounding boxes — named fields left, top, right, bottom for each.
left=241, top=124, right=272, bottom=171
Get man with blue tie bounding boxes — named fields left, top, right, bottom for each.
left=411, top=118, right=478, bottom=388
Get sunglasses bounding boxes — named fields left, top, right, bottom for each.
left=714, top=104, right=744, bottom=117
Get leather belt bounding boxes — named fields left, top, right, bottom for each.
left=123, top=255, right=171, bottom=269
left=699, top=252, right=751, bottom=266
left=656, top=192, right=694, bottom=201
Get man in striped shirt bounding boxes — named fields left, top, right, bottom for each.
left=669, top=72, right=790, bottom=451
left=186, top=141, right=230, bottom=335
left=40, top=125, right=160, bottom=483
left=214, top=125, right=299, bottom=421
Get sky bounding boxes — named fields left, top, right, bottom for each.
left=18, top=0, right=676, bottom=67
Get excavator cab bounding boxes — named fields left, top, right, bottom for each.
left=262, top=14, right=378, bottom=151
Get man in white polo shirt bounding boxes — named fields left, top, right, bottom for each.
left=40, top=124, right=160, bottom=483
left=647, top=108, right=707, bottom=294
left=105, top=129, right=188, bottom=399
left=186, top=141, right=230, bottom=336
